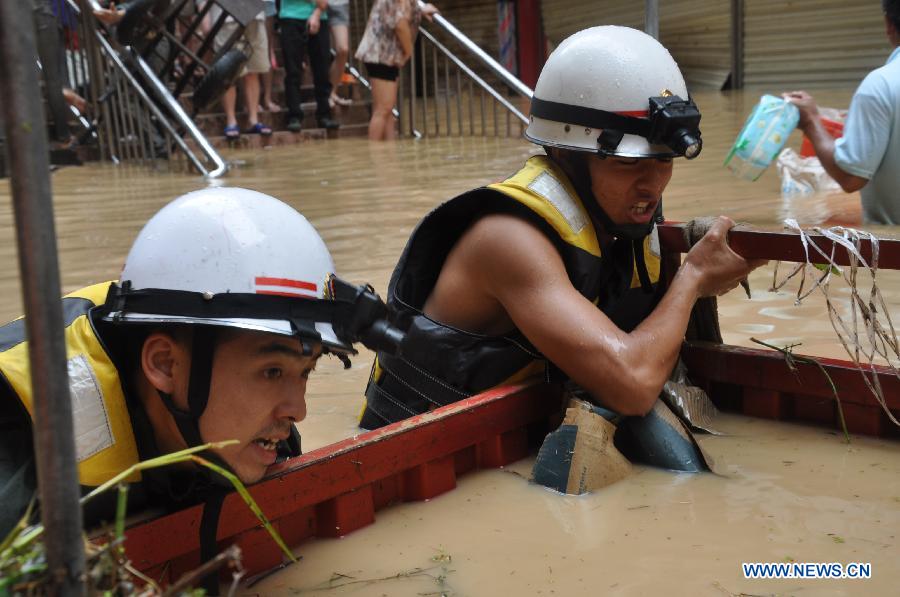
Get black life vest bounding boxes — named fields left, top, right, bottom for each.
left=361, top=156, right=663, bottom=428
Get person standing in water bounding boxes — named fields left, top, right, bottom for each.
left=355, top=0, right=438, bottom=140
left=359, top=26, right=765, bottom=482
left=785, top=0, right=900, bottom=225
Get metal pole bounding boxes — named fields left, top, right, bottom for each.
left=645, top=0, right=659, bottom=39
left=731, top=0, right=744, bottom=89
left=0, top=2, right=86, bottom=595
left=432, top=44, right=440, bottom=136
left=409, top=48, right=418, bottom=136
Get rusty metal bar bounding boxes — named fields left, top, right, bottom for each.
left=480, top=86, right=485, bottom=135
left=0, top=1, right=86, bottom=594
left=731, top=0, right=744, bottom=89
left=398, top=65, right=407, bottom=136
left=420, top=36, right=429, bottom=137
left=409, top=49, right=418, bottom=136
left=468, top=77, right=474, bottom=135
left=658, top=223, right=900, bottom=268
left=444, top=55, right=452, bottom=135
left=456, top=67, right=462, bottom=136
left=432, top=44, right=440, bottom=136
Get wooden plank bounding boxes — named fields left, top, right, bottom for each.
left=120, top=382, right=561, bottom=574
left=657, top=222, right=900, bottom=270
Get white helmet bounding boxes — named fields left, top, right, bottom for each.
left=525, top=26, right=702, bottom=159
left=106, top=187, right=357, bottom=353
left=102, top=187, right=402, bottom=455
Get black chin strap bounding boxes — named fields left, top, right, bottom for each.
left=549, top=151, right=658, bottom=294
left=156, top=326, right=217, bottom=450
left=198, top=489, right=227, bottom=595
left=155, top=326, right=233, bottom=595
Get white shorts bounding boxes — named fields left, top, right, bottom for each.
left=214, top=19, right=270, bottom=75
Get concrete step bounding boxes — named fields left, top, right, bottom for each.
left=194, top=101, right=370, bottom=136
left=183, top=78, right=364, bottom=116
left=201, top=122, right=369, bottom=150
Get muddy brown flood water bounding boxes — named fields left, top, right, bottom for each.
left=1, top=89, right=898, bottom=595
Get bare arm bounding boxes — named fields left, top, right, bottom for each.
left=395, top=18, right=413, bottom=61
left=785, top=91, right=868, bottom=193
left=427, top=214, right=762, bottom=416
left=308, top=1, right=327, bottom=35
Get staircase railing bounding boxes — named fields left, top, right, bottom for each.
left=63, top=0, right=227, bottom=177
left=347, top=0, right=533, bottom=139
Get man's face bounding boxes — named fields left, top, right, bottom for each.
left=199, top=330, right=320, bottom=483
left=586, top=155, right=674, bottom=227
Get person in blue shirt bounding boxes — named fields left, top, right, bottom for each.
left=785, top=0, right=900, bottom=225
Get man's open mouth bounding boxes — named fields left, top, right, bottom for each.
left=252, top=436, right=284, bottom=451
left=632, top=201, right=654, bottom=215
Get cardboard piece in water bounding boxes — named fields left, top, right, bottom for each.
left=561, top=402, right=632, bottom=494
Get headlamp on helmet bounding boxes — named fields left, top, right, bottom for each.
left=647, top=95, right=702, bottom=159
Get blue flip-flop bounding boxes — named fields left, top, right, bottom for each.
left=247, top=122, right=273, bottom=136
left=224, top=124, right=240, bottom=140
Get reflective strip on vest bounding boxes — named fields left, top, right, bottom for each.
left=0, top=281, right=141, bottom=486
left=488, top=155, right=660, bottom=288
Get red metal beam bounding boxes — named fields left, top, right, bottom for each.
left=118, top=382, right=561, bottom=578
left=658, top=222, right=900, bottom=269
left=682, top=341, right=900, bottom=437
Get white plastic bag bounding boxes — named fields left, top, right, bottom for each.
left=776, top=147, right=842, bottom=197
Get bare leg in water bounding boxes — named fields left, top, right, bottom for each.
left=329, top=23, right=351, bottom=107
left=368, top=77, right=397, bottom=140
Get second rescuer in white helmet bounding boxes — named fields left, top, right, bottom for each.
left=0, top=187, right=403, bottom=538
left=360, top=26, right=767, bottom=483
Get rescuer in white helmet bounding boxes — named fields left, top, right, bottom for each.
left=360, top=26, right=766, bottom=484
left=0, top=187, right=401, bottom=537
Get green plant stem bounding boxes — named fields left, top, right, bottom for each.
left=750, top=337, right=850, bottom=443
left=191, top=456, right=297, bottom=563
left=115, top=483, right=128, bottom=556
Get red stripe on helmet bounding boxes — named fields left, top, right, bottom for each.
left=616, top=110, right=649, bottom=118
left=255, top=276, right=317, bottom=291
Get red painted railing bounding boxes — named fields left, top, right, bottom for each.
left=116, top=222, right=900, bottom=584
left=118, top=383, right=561, bottom=581
left=659, top=222, right=900, bottom=438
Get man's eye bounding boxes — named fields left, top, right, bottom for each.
left=264, top=368, right=283, bottom=380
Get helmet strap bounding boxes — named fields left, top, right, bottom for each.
left=550, top=149, right=661, bottom=242
left=155, top=326, right=218, bottom=450
left=549, top=150, right=659, bottom=294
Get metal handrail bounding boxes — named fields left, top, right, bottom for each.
left=131, top=51, right=228, bottom=178
left=418, top=28, right=527, bottom=125
left=67, top=0, right=227, bottom=177
left=93, top=35, right=210, bottom=174
left=348, top=0, right=530, bottom=138
left=419, top=0, right=533, bottom=100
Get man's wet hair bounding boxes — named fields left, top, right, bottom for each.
left=884, top=0, right=900, bottom=31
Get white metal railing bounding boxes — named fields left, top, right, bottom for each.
left=62, top=0, right=227, bottom=176
left=347, top=0, right=533, bottom=138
